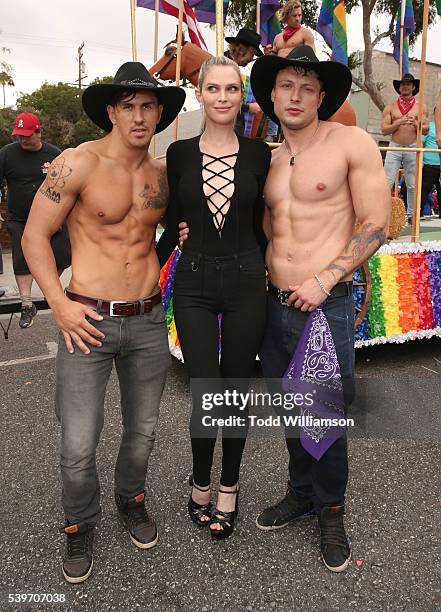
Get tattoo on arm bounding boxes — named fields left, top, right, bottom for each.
left=39, top=157, right=73, bottom=204
left=325, top=223, right=386, bottom=280
left=139, top=169, right=169, bottom=210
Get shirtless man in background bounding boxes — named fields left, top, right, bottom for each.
left=271, top=0, right=315, bottom=57
left=250, top=46, right=390, bottom=572
left=382, top=73, right=428, bottom=221
left=22, top=62, right=185, bottom=583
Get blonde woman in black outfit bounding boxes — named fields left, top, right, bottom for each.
left=157, top=56, right=270, bottom=539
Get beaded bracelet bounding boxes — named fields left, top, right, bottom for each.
left=314, top=273, right=331, bottom=297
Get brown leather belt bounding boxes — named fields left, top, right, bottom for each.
left=66, top=290, right=162, bottom=317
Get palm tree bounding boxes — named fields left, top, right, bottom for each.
left=0, top=70, right=14, bottom=107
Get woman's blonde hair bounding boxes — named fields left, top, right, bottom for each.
left=197, top=55, right=242, bottom=91
left=279, top=0, right=302, bottom=24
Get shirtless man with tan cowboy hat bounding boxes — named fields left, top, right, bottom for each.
left=382, top=73, right=429, bottom=222
left=22, top=62, right=185, bottom=583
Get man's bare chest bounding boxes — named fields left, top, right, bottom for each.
left=79, top=167, right=168, bottom=226
left=265, top=154, right=348, bottom=209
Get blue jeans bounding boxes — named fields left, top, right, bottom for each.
left=259, top=290, right=355, bottom=508
left=55, top=301, right=171, bottom=525
left=384, top=142, right=416, bottom=217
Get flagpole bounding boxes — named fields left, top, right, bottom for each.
left=215, top=0, right=224, bottom=56
left=154, top=0, right=160, bottom=62
left=398, top=0, right=405, bottom=77
left=173, top=0, right=185, bottom=141
left=256, top=0, right=261, bottom=34
left=130, top=0, right=138, bottom=61
left=411, top=0, right=430, bottom=243
left=152, top=0, right=160, bottom=157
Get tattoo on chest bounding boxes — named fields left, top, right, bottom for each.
left=139, top=170, right=168, bottom=210
left=39, top=156, right=72, bottom=205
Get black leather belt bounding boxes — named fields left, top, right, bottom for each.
left=66, top=290, right=162, bottom=316
left=268, top=281, right=352, bottom=307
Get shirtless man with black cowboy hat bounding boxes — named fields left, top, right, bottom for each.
left=22, top=62, right=185, bottom=583
left=250, top=46, right=390, bottom=572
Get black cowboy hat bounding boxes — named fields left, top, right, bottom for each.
left=250, top=45, right=352, bottom=123
left=225, top=28, right=263, bottom=57
left=393, top=73, right=420, bottom=95
left=82, top=61, right=186, bottom=134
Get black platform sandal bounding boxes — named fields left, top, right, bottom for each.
left=210, top=486, right=240, bottom=541
left=188, top=475, right=213, bottom=527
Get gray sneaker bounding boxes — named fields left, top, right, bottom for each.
left=115, top=491, right=158, bottom=549
left=19, top=304, right=37, bottom=328
left=61, top=523, right=94, bottom=584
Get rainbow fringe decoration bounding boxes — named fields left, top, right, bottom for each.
left=316, top=0, right=348, bottom=66
left=159, top=248, right=183, bottom=361
left=354, top=242, right=441, bottom=347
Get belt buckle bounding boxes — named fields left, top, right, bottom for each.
left=277, top=289, right=290, bottom=307
left=109, top=300, right=127, bottom=316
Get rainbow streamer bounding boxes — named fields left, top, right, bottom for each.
left=393, top=0, right=415, bottom=77
left=260, top=0, right=282, bottom=47
left=317, top=0, right=348, bottom=66
left=159, top=248, right=182, bottom=359
left=241, top=68, right=267, bottom=139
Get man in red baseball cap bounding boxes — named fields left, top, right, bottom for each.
left=0, top=112, right=71, bottom=327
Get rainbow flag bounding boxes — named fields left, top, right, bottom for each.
left=316, top=0, right=348, bottom=66
left=260, top=0, right=282, bottom=46
left=393, top=0, right=415, bottom=76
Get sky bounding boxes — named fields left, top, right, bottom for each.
left=1, top=0, right=441, bottom=108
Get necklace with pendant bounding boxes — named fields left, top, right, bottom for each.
left=284, top=120, right=321, bottom=166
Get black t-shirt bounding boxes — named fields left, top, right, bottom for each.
left=156, top=135, right=271, bottom=267
left=0, top=141, right=61, bottom=222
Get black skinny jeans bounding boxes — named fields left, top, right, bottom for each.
left=173, top=248, right=267, bottom=487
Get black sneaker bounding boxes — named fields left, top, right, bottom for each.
left=19, top=303, right=37, bottom=328
left=61, top=523, right=94, bottom=584
left=318, top=506, right=351, bottom=572
left=115, top=491, right=158, bottom=549
left=255, top=485, right=314, bottom=531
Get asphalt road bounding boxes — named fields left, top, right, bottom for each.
left=0, top=312, right=440, bottom=612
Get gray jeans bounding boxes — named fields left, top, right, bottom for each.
left=384, top=141, right=416, bottom=217
left=55, top=302, right=171, bottom=525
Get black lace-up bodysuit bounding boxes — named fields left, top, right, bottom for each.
left=156, top=135, right=271, bottom=267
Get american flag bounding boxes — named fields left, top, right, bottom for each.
left=137, top=0, right=207, bottom=49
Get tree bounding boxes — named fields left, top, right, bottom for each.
left=0, top=37, right=14, bottom=107
left=15, top=76, right=112, bottom=149
left=0, top=106, right=17, bottom=148
left=226, top=0, right=439, bottom=111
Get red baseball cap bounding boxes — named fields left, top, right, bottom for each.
left=11, top=112, right=41, bottom=136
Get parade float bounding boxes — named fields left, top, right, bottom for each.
left=131, top=0, right=441, bottom=358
